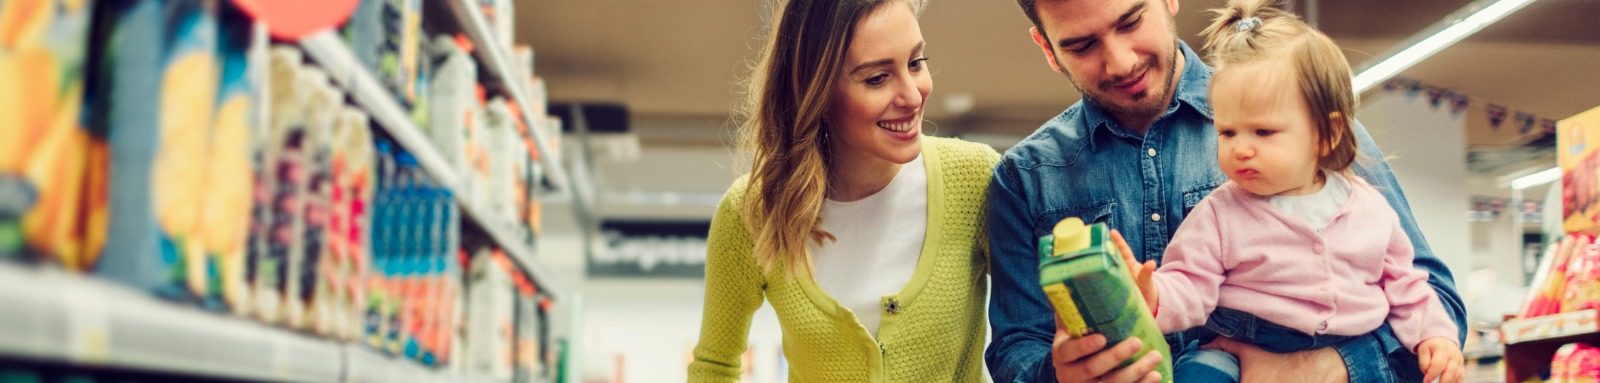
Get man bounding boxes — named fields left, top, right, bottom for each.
left=983, top=0, right=1467, bottom=382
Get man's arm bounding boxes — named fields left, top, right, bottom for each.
left=1348, top=120, right=1468, bottom=375
left=985, top=158, right=1060, bottom=383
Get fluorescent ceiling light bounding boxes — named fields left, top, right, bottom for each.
left=1351, top=0, right=1537, bottom=93
left=1511, top=167, right=1562, bottom=190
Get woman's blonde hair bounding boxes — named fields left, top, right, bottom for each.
left=736, top=0, right=909, bottom=276
left=1201, top=0, right=1358, bottom=173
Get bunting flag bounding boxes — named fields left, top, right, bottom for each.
left=1407, top=79, right=1425, bottom=99
left=1488, top=104, right=1508, bottom=130
left=1383, top=78, right=1402, bottom=92
left=1450, top=93, right=1470, bottom=115
left=1516, top=112, right=1537, bottom=135
left=1544, top=119, right=1559, bottom=135
left=1427, top=87, right=1447, bottom=108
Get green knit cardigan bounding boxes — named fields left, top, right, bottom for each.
left=689, top=136, right=1000, bottom=382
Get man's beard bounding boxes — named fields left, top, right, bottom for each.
left=1065, top=44, right=1180, bottom=121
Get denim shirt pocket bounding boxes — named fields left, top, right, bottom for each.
left=1038, top=201, right=1117, bottom=238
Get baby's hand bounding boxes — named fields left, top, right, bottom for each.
left=1417, top=338, right=1463, bottom=383
left=1110, top=229, right=1158, bottom=310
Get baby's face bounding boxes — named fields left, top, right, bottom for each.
left=1211, top=60, right=1324, bottom=197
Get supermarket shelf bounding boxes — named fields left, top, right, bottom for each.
left=1501, top=309, right=1600, bottom=345
left=298, top=32, right=565, bottom=301
left=441, top=0, right=596, bottom=216
left=0, top=262, right=343, bottom=383
left=1464, top=346, right=1504, bottom=360
left=343, top=346, right=499, bottom=383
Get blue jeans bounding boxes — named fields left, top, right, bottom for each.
left=1170, top=307, right=1406, bottom=382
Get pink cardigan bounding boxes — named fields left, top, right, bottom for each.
left=1151, top=178, right=1458, bottom=351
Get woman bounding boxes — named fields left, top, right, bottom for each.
left=688, top=0, right=1000, bottom=381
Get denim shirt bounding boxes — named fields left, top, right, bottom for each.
left=984, top=41, right=1466, bottom=383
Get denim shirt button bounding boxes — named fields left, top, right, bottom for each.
left=1147, top=148, right=1157, bottom=157
left=1151, top=213, right=1162, bottom=222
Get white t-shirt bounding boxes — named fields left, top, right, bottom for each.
left=810, top=155, right=927, bottom=338
left=1268, top=170, right=1352, bottom=231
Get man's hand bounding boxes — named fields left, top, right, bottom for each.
left=1110, top=230, right=1158, bottom=310
left=1203, top=337, right=1349, bottom=382
left=1417, top=338, right=1464, bottom=383
left=1051, top=315, right=1164, bottom=383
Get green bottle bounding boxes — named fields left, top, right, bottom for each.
left=1038, top=217, right=1172, bottom=382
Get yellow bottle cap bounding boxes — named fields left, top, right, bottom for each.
left=1052, top=217, right=1091, bottom=256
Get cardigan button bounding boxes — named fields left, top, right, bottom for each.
left=885, top=298, right=901, bottom=314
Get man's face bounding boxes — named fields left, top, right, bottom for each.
left=1029, top=0, right=1181, bottom=121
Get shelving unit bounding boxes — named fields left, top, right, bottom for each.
left=440, top=0, right=594, bottom=217
left=1501, top=309, right=1600, bottom=381
left=0, top=1, right=573, bottom=382
left=298, top=31, right=565, bottom=301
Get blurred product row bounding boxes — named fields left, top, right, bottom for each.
left=0, top=0, right=566, bottom=382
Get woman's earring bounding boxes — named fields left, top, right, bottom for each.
left=820, top=118, right=831, bottom=144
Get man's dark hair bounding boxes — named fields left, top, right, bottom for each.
left=1015, top=0, right=1048, bottom=42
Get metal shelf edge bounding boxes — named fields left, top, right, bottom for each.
left=0, top=263, right=344, bottom=383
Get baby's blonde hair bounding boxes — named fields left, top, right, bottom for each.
left=1201, top=0, right=1358, bottom=173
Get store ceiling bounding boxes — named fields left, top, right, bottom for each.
left=515, top=0, right=1600, bottom=156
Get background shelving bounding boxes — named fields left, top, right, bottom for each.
left=299, top=31, right=565, bottom=300
left=0, top=0, right=579, bottom=382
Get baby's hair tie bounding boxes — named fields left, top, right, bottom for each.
left=1236, top=17, right=1262, bottom=32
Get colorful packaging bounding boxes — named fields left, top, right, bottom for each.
left=258, top=46, right=312, bottom=323
left=484, top=98, right=517, bottom=221
left=93, top=0, right=221, bottom=300
left=1553, top=343, right=1600, bottom=383
left=513, top=289, right=539, bottom=382
left=1561, top=106, right=1600, bottom=234
left=468, top=97, right=490, bottom=211
left=515, top=44, right=534, bottom=79
left=1038, top=218, right=1172, bottom=382
left=238, top=27, right=271, bottom=318
left=483, top=0, right=514, bottom=49
left=280, top=68, right=339, bottom=330
left=1524, top=236, right=1576, bottom=318
left=428, top=35, right=475, bottom=197
left=0, top=0, right=96, bottom=265
left=378, top=0, right=421, bottom=106
left=342, top=0, right=383, bottom=77
left=507, top=102, right=534, bottom=241
left=466, top=248, right=516, bottom=380
left=367, top=139, right=399, bottom=351
left=337, top=108, right=377, bottom=340
left=1565, top=241, right=1600, bottom=314
left=425, top=182, right=462, bottom=365
left=197, top=5, right=260, bottom=311
left=389, top=150, right=428, bottom=357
